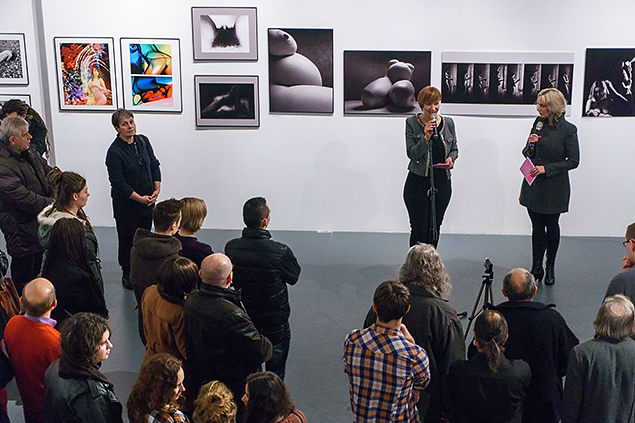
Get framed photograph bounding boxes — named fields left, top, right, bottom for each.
left=0, top=33, right=28, bottom=85
left=344, top=51, right=431, bottom=116
left=0, top=94, right=31, bottom=108
left=120, top=38, right=182, bottom=113
left=269, top=28, right=333, bottom=114
left=195, top=75, right=259, bottom=127
left=583, top=48, right=635, bottom=117
left=54, top=37, right=117, bottom=111
left=441, top=52, right=574, bottom=117
left=192, top=7, right=258, bottom=61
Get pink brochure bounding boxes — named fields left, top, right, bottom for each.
left=520, top=158, right=536, bottom=186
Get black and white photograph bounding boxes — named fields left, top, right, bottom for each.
left=344, top=50, right=431, bottom=116
left=583, top=48, right=635, bottom=117
left=0, top=33, right=28, bottom=85
left=441, top=52, right=574, bottom=116
left=192, top=7, right=258, bottom=61
left=269, top=28, right=333, bottom=114
left=194, top=75, right=259, bottom=127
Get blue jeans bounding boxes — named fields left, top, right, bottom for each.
left=260, top=322, right=291, bottom=380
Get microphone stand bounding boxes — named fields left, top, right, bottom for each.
left=428, top=122, right=439, bottom=245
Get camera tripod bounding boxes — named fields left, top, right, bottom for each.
left=463, top=258, right=494, bottom=340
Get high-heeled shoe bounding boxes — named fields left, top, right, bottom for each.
left=545, top=262, right=555, bottom=286
left=530, top=264, right=544, bottom=283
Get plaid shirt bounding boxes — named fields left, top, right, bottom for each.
left=147, top=409, right=190, bottom=423
left=343, top=323, right=430, bottom=423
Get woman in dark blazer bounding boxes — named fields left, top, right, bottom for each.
left=520, top=88, right=579, bottom=285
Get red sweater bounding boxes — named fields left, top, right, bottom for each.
left=4, top=315, right=61, bottom=422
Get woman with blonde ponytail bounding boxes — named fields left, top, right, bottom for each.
left=446, top=310, right=531, bottom=423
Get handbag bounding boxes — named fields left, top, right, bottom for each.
left=0, top=277, right=20, bottom=318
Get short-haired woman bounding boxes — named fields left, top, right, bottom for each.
left=44, top=313, right=122, bottom=423
left=175, top=197, right=214, bottom=269
left=446, top=310, right=531, bottom=423
left=520, top=88, right=579, bottom=285
left=404, top=86, right=458, bottom=248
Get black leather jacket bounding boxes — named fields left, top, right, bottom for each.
left=225, top=228, right=301, bottom=328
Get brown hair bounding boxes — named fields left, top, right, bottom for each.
left=244, top=372, right=295, bottom=423
left=193, top=380, right=237, bottom=423
left=45, top=168, right=93, bottom=231
left=127, top=354, right=183, bottom=423
left=111, top=108, right=134, bottom=127
left=58, top=312, right=110, bottom=367
left=42, top=218, right=93, bottom=282
left=417, top=86, right=442, bottom=109
left=373, top=280, right=411, bottom=324
left=153, top=198, right=182, bottom=233
left=474, top=310, right=508, bottom=372
left=157, top=257, right=199, bottom=303
left=625, top=222, right=635, bottom=241
left=180, top=197, right=207, bottom=233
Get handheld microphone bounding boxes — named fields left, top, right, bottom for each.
left=530, top=120, right=543, bottom=147
left=431, top=113, right=438, bottom=137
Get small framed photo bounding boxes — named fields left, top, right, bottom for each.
left=0, top=33, right=28, bottom=85
left=54, top=37, right=118, bottom=111
left=0, top=94, right=31, bottom=108
left=192, top=7, right=258, bottom=61
left=195, top=75, right=259, bottom=127
left=120, top=38, right=182, bottom=113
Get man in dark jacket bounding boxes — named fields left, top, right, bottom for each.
left=131, top=198, right=182, bottom=344
left=225, top=197, right=300, bottom=380
left=184, top=253, right=272, bottom=421
left=0, top=116, right=53, bottom=293
left=492, top=268, right=579, bottom=423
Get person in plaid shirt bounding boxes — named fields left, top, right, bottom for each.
left=343, top=280, right=430, bottom=422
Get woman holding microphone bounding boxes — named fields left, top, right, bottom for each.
left=404, top=86, right=458, bottom=248
left=520, top=88, right=579, bottom=285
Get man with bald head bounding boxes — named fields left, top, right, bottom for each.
left=489, top=268, right=578, bottom=423
left=4, top=278, right=61, bottom=423
left=184, top=253, right=272, bottom=420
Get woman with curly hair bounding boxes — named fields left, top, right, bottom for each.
left=193, top=380, right=237, bottom=423
left=242, top=372, right=306, bottom=423
left=127, top=353, right=189, bottom=423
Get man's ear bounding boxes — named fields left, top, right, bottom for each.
left=372, top=303, right=377, bottom=313
left=532, top=285, right=538, bottom=296
left=501, top=288, right=507, bottom=297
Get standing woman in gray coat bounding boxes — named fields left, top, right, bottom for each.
left=520, top=88, right=579, bottom=285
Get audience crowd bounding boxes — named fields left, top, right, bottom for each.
left=0, top=103, right=633, bottom=423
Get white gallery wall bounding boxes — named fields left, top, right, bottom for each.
left=2, top=0, right=633, bottom=236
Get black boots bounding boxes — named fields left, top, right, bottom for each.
left=545, top=259, right=555, bottom=285
left=531, top=263, right=544, bottom=283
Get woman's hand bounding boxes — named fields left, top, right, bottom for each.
left=424, top=120, right=436, bottom=141
left=527, top=133, right=540, bottom=147
left=530, top=165, right=545, bottom=177
left=445, top=157, right=454, bottom=169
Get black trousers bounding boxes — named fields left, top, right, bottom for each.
left=404, top=171, right=452, bottom=248
left=528, top=210, right=561, bottom=265
left=10, top=251, right=43, bottom=295
left=115, top=211, right=153, bottom=275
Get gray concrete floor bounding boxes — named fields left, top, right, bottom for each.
left=2, top=229, right=622, bottom=422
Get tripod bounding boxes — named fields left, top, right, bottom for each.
left=427, top=125, right=439, bottom=245
left=463, top=258, right=494, bottom=340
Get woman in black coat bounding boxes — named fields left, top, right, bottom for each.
left=520, top=88, right=579, bottom=285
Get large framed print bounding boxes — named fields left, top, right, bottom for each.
left=120, top=38, right=182, bottom=112
left=583, top=48, right=635, bottom=117
left=268, top=28, right=333, bottom=114
left=0, top=94, right=31, bottom=107
left=0, top=33, right=28, bottom=85
left=344, top=51, right=431, bottom=116
left=192, top=7, right=258, bottom=61
left=54, top=37, right=117, bottom=111
left=441, top=52, right=574, bottom=116
left=195, top=75, right=259, bottom=127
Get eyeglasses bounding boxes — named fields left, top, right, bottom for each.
left=623, top=239, right=634, bottom=247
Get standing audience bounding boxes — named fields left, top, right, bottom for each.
left=605, top=222, right=635, bottom=303
left=0, top=99, right=50, bottom=157
left=4, top=278, right=61, bottom=423
left=364, top=243, right=465, bottom=423
left=225, top=197, right=301, bottom=380
left=561, top=295, right=635, bottom=423
left=446, top=310, right=531, bottom=423
left=44, top=312, right=122, bottom=423
left=242, top=372, right=306, bottom=423
left=127, top=353, right=189, bottom=423
left=106, top=108, right=161, bottom=290
left=175, top=197, right=214, bottom=269
left=193, top=381, right=237, bottom=423
left=41, top=218, right=108, bottom=323
left=141, top=256, right=198, bottom=369
left=0, top=116, right=53, bottom=293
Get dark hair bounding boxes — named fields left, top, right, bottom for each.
left=127, top=354, right=183, bottom=423
left=502, top=269, right=536, bottom=301
left=193, top=380, right=237, bottom=423
left=626, top=222, right=635, bottom=242
left=153, top=198, right=182, bottom=233
left=59, top=312, right=110, bottom=367
left=42, top=218, right=93, bottom=282
left=244, top=372, right=294, bottom=423
left=111, top=108, right=134, bottom=127
left=373, top=280, right=411, bottom=323
left=46, top=168, right=93, bottom=231
left=157, top=257, right=199, bottom=303
left=243, top=197, right=269, bottom=229
left=474, top=310, right=508, bottom=372
left=1, top=99, right=28, bottom=116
